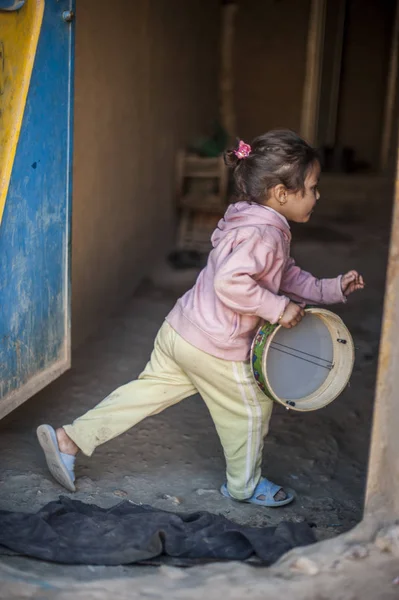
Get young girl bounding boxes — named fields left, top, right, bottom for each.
left=37, top=130, right=364, bottom=507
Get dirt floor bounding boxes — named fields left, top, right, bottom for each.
left=0, top=214, right=398, bottom=598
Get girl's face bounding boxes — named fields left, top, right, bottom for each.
left=268, top=161, right=321, bottom=223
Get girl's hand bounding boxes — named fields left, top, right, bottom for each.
left=279, top=302, right=305, bottom=329
left=341, top=270, right=365, bottom=296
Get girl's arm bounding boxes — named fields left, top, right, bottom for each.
left=214, top=236, right=290, bottom=324
left=280, top=258, right=346, bottom=305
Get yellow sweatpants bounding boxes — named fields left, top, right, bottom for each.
left=63, top=322, right=274, bottom=500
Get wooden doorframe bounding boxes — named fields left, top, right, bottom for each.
left=324, top=0, right=346, bottom=147
left=380, top=0, right=399, bottom=172
left=300, top=0, right=326, bottom=145
left=365, top=125, right=399, bottom=517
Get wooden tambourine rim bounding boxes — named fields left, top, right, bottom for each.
left=250, top=308, right=355, bottom=412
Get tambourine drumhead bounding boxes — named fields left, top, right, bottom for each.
left=250, top=308, right=354, bottom=412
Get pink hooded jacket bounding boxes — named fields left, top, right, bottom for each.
left=166, top=202, right=345, bottom=361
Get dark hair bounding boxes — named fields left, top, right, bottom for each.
left=224, top=129, right=319, bottom=203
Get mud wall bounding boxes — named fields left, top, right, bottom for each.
left=233, top=0, right=395, bottom=175
left=336, top=0, right=395, bottom=171
left=72, top=0, right=219, bottom=346
left=233, top=0, right=311, bottom=141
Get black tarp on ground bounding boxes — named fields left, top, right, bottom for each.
left=0, top=496, right=316, bottom=566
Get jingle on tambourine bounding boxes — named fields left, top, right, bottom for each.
left=250, top=308, right=355, bottom=412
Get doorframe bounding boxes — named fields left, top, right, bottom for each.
left=364, top=133, right=399, bottom=517
left=380, top=0, right=399, bottom=172
left=300, top=0, right=326, bottom=145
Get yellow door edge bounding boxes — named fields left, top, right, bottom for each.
left=0, top=0, right=45, bottom=224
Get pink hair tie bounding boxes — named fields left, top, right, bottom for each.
left=234, top=140, right=252, bottom=160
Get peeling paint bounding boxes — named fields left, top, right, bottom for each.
left=0, top=1, right=74, bottom=412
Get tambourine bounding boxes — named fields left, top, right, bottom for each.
left=250, top=308, right=355, bottom=411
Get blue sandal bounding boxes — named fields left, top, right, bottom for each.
left=221, top=477, right=295, bottom=507
left=37, top=424, right=76, bottom=492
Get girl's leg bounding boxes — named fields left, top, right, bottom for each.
left=62, top=322, right=196, bottom=457
left=193, top=361, right=273, bottom=500
left=172, top=335, right=275, bottom=501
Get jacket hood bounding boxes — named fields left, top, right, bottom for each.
left=211, top=202, right=290, bottom=247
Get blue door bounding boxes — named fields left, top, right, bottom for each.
left=0, top=0, right=75, bottom=418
